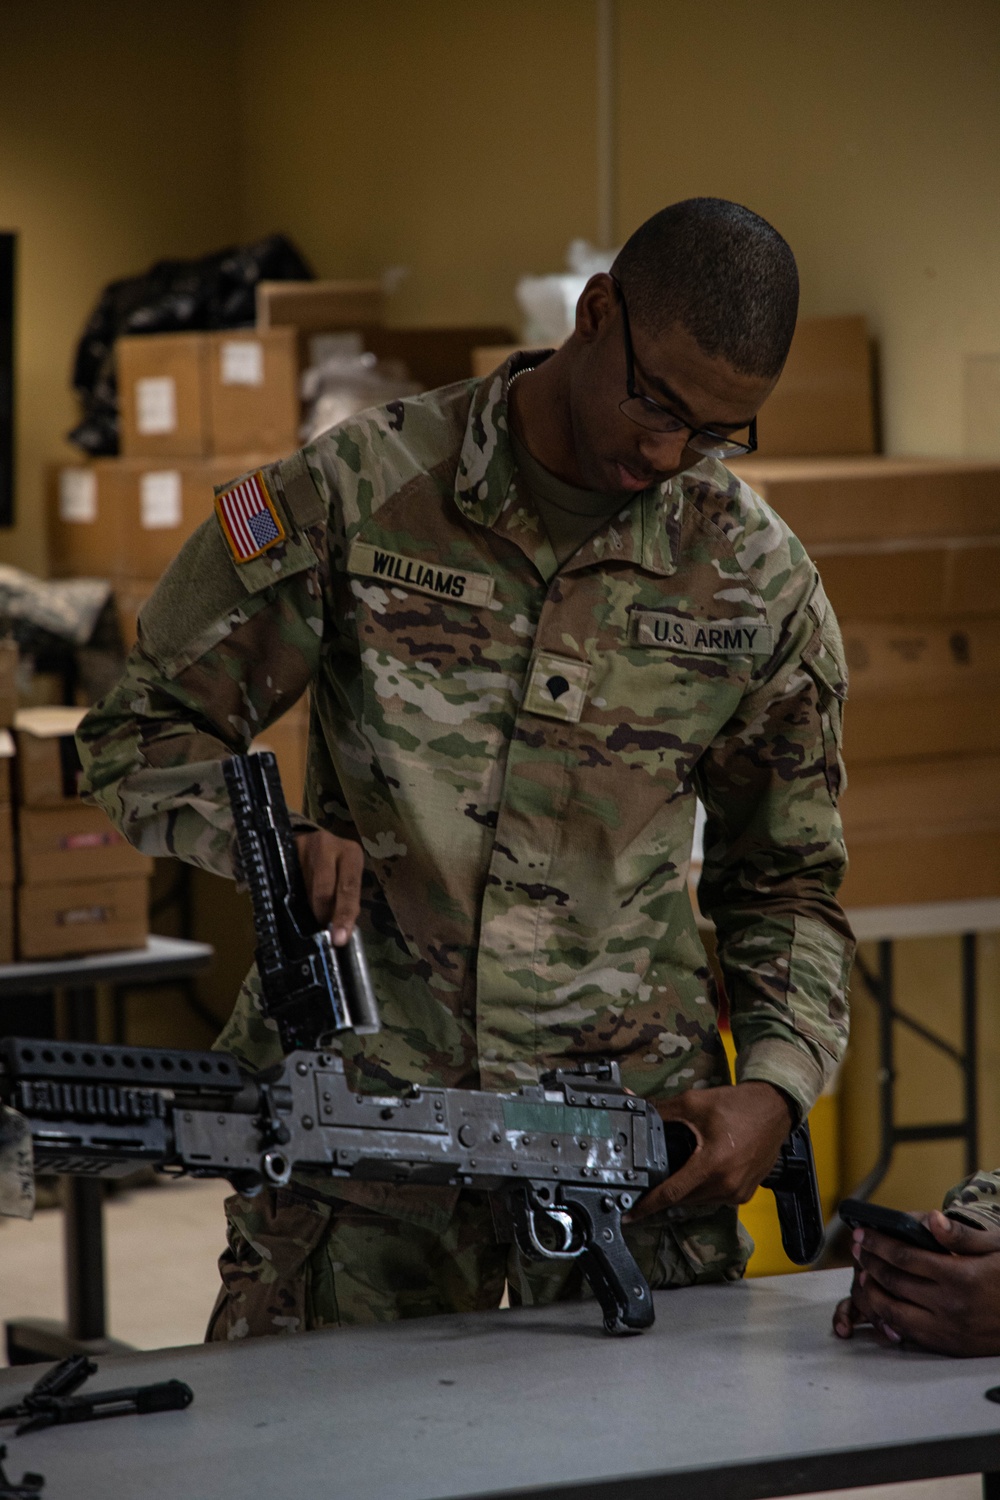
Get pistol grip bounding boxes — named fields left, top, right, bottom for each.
left=564, top=1186, right=655, bottom=1335
left=762, top=1120, right=824, bottom=1265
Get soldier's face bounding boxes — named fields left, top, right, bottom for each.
left=569, top=276, right=777, bottom=495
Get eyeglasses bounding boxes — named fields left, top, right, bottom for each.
left=613, top=279, right=758, bottom=460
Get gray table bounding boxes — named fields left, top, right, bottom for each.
left=0, top=936, right=214, bottom=1362
left=1, top=1269, right=998, bottom=1500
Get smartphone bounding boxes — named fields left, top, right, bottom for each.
left=839, top=1198, right=948, bottom=1253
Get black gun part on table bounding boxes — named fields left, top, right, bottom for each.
left=0, top=1355, right=192, bottom=1437
left=0, top=751, right=825, bottom=1335
left=0, top=1445, right=44, bottom=1500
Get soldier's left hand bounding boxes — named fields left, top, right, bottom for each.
left=832, top=1211, right=1000, bottom=1356
left=624, top=1081, right=792, bottom=1220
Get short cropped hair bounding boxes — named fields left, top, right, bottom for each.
left=610, top=199, right=799, bottom=379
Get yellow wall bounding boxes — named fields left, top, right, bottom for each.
left=4, top=1, right=1000, bottom=572
left=236, top=0, right=598, bottom=326
left=618, top=0, right=1000, bottom=459
left=238, top=0, right=1000, bottom=459
left=0, top=0, right=240, bottom=575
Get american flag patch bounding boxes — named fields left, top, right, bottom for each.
left=215, top=471, right=286, bottom=562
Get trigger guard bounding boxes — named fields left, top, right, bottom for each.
left=524, top=1207, right=585, bottom=1261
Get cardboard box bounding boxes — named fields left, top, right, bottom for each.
left=729, top=455, right=1000, bottom=547
left=17, top=875, right=149, bottom=960
left=814, top=540, right=1000, bottom=621
left=256, top=279, right=386, bottom=335
left=17, top=804, right=152, bottom=885
left=251, top=698, right=309, bottom=813
left=838, top=753, right=1000, bottom=906
left=842, top=620, right=1000, bottom=762
left=117, top=332, right=212, bottom=458
left=841, top=752, right=1000, bottom=842
left=207, top=329, right=300, bottom=456
left=364, top=327, right=516, bottom=389
left=753, top=316, right=875, bottom=458
left=0, top=639, right=17, bottom=725
left=840, top=830, right=1000, bottom=908
left=48, top=460, right=124, bottom=576
left=0, top=885, right=13, bottom=964
left=50, top=455, right=282, bottom=583
left=15, top=707, right=87, bottom=807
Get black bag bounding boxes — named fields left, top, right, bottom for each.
left=68, top=234, right=313, bottom=455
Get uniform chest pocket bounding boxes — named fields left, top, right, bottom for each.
left=350, top=578, right=522, bottom=776
left=585, top=646, right=752, bottom=782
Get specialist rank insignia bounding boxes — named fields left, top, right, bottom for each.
left=215, top=470, right=286, bottom=562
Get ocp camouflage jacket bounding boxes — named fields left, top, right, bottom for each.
left=79, top=358, right=854, bottom=1128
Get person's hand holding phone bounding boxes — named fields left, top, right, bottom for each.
left=833, top=1208, right=1000, bottom=1356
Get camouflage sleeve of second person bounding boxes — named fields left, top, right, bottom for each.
left=76, top=456, right=329, bottom=879
left=944, top=1170, right=1000, bottom=1231
left=692, top=490, right=855, bottom=1123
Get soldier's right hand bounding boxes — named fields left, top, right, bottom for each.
left=294, top=829, right=364, bottom=946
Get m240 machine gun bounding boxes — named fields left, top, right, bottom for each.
left=0, top=753, right=825, bottom=1335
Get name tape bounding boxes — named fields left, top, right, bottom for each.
left=348, top=542, right=494, bottom=608
left=632, top=611, right=774, bottom=655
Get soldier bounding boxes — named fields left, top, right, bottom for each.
left=834, top=1170, right=1000, bottom=1356
left=78, top=197, right=854, bottom=1338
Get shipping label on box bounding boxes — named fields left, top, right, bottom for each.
left=207, top=328, right=300, bottom=455
left=135, top=376, right=177, bottom=436
left=58, top=467, right=98, bottom=523
left=117, top=332, right=211, bottom=458
left=220, top=339, right=265, bottom=386
left=17, top=876, right=149, bottom=960
left=48, top=460, right=130, bottom=577
left=140, top=469, right=183, bottom=529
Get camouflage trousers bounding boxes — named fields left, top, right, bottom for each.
left=206, top=1184, right=751, bottom=1341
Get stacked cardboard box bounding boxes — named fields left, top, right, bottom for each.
left=13, top=707, right=152, bottom=959
left=731, top=455, right=1000, bottom=906
left=472, top=314, right=876, bottom=460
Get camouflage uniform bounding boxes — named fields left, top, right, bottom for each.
left=78, top=356, right=854, bottom=1337
left=944, top=1169, right=1000, bottom=1230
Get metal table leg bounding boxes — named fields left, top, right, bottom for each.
left=821, top=932, right=981, bottom=1261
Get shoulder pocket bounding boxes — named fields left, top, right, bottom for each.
left=139, top=460, right=321, bottom=681
left=214, top=459, right=320, bottom=595
left=802, top=596, right=848, bottom=803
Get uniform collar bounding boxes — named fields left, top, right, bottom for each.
left=455, top=353, right=679, bottom=578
